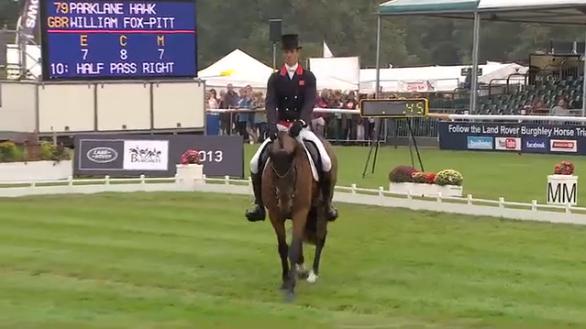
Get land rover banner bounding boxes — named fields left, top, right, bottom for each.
left=74, top=134, right=244, bottom=178
left=439, top=122, right=586, bottom=155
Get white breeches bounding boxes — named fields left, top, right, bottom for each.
left=250, top=125, right=332, bottom=174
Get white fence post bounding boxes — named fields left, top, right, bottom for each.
left=566, top=203, right=572, bottom=214
left=105, top=175, right=110, bottom=185
left=67, top=176, right=73, bottom=187
left=531, top=200, right=538, bottom=212
left=378, top=186, right=384, bottom=205
left=140, top=175, right=146, bottom=185
left=499, top=197, right=505, bottom=209
left=467, top=194, right=473, bottom=205
left=225, top=176, right=230, bottom=185
left=351, top=184, right=357, bottom=195
left=437, top=192, right=443, bottom=203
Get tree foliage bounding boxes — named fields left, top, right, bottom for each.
left=1, top=0, right=585, bottom=69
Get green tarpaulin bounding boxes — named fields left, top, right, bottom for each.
left=379, top=0, right=479, bottom=15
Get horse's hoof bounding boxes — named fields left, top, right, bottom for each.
left=297, top=270, right=309, bottom=280
left=307, top=270, right=319, bottom=284
left=279, top=282, right=288, bottom=291
left=283, top=290, right=295, bottom=303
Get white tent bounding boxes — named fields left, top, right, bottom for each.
left=478, top=63, right=527, bottom=84
left=199, top=49, right=273, bottom=89
left=309, top=57, right=360, bottom=91
left=360, top=62, right=527, bottom=93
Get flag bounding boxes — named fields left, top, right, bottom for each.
left=323, top=42, right=334, bottom=58
left=17, top=0, right=39, bottom=42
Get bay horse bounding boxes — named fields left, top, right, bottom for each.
left=262, top=130, right=337, bottom=300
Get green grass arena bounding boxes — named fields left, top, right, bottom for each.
left=1, top=146, right=586, bottom=328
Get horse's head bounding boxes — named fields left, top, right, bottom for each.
left=268, top=131, right=300, bottom=213
left=269, top=131, right=299, bottom=175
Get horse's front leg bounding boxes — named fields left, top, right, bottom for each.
left=269, top=211, right=289, bottom=290
left=295, top=244, right=310, bottom=279
left=285, top=208, right=309, bottom=300
left=309, top=207, right=328, bottom=284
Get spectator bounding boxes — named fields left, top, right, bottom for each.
left=253, top=92, right=268, bottom=142
left=207, top=89, right=219, bottom=110
left=223, top=84, right=240, bottom=109
left=312, top=90, right=330, bottom=137
left=531, top=98, right=548, bottom=114
left=344, top=91, right=358, bottom=140
left=551, top=98, right=571, bottom=116
left=218, top=90, right=231, bottom=135
left=237, top=87, right=255, bottom=142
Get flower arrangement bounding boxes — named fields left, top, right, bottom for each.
left=554, top=160, right=575, bottom=175
left=389, top=166, right=419, bottom=183
left=180, top=149, right=202, bottom=165
left=389, top=166, right=463, bottom=186
left=411, top=172, right=437, bottom=184
left=434, top=169, right=464, bottom=186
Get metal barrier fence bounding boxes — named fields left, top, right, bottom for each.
left=207, top=108, right=441, bottom=143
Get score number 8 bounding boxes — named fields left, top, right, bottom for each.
left=120, top=49, right=128, bottom=60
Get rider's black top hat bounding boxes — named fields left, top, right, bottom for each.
left=281, top=34, right=302, bottom=50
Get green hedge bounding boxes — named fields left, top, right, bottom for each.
left=0, top=141, right=70, bottom=163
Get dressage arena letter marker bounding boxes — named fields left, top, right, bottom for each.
left=547, top=175, right=578, bottom=206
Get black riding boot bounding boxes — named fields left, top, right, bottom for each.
left=321, top=171, right=338, bottom=222
left=245, top=173, right=266, bottom=222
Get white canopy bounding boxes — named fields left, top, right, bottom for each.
left=199, top=49, right=273, bottom=89
left=360, top=62, right=527, bottom=93
left=309, top=57, right=360, bottom=91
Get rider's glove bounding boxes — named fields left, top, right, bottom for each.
left=289, top=120, right=306, bottom=138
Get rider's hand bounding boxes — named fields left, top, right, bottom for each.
left=268, top=124, right=279, bottom=140
left=289, top=120, right=306, bottom=138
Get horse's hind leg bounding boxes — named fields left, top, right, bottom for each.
left=309, top=209, right=328, bottom=284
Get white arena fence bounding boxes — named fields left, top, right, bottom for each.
left=1, top=175, right=585, bottom=226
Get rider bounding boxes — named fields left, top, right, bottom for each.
left=246, top=34, right=338, bottom=223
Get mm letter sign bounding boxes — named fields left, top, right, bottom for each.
left=547, top=175, right=578, bottom=206
left=40, top=0, right=197, bottom=80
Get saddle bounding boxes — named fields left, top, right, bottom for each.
left=260, top=139, right=322, bottom=182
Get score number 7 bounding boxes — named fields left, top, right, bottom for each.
left=158, top=49, right=165, bottom=59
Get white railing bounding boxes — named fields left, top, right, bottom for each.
left=207, top=108, right=360, bottom=115
left=429, top=113, right=586, bottom=122
left=1, top=175, right=585, bottom=226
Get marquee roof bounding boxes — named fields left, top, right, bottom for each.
left=379, top=0, right=586, bottom=25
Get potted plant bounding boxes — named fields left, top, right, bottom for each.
left=389, top=166, right=463, bottom=197
left=176, top=149, right=204, bottom=186
left=0, top=141, right=73, bottom=182
left=554, top=160, right=575, bottom=175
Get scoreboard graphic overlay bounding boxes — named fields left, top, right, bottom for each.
left=40, top=0, right=197, bottom=80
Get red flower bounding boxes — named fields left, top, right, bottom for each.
left=180, top=149, right=202, bottom=165
left=554, top=160, right=575, bottom=175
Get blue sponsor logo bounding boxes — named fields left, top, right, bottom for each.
left=524, top=138, right=548, bottom=152
left=467, top=136, right=493, bottom=150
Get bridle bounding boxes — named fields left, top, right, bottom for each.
left=271, top=156, right=297, bottom=201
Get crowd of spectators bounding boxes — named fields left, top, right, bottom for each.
left=206, top=85, right=376, bottom=143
